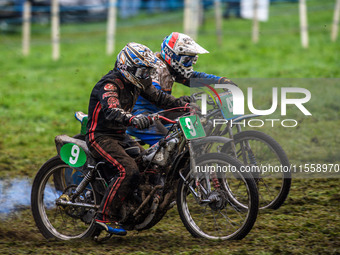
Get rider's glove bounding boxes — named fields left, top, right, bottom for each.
left=219, top=77, right=238, bottom=87
left=179, top=95, right=192, bottom=103
left=129, top=114, right=151, bottom=130
left=139, top=77, right=153, bottom=90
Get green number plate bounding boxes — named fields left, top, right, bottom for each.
left=216, top=92, right=239, bottom=120
left=179, top=115, right=206, bottom=140
left=80, top=116, right=88, bottom=135
left=60, top=143, right=87, bottom=167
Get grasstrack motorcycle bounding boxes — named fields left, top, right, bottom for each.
left=31, top=109, right=259, bottom=241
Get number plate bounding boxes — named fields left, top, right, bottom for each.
left=216, top=92, right=240, bottom=120
left=179, top=115, right=206, bottom=140
left=60, top=143, right=87, bottom=167
left=80, top=116, right=88, bottom=135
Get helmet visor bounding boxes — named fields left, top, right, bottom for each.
left=176, top=55, right=197, bottom=67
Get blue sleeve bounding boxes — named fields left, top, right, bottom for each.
left=183, top=71, right=224, bottom=87
left=175, top=71, right=236, bottom=87
left=191, top=71, right=223, bottom=83
left=132, top=81, right=171, bottom=115
left=152, top=80, right=162, bottom=90
left=175, top=71, right=223, bottom=87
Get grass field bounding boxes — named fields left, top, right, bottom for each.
left=0, top=0, right=339, bottom=254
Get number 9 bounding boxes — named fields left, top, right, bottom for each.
left=225, top=97, right=233, bottom=112
left=185, top=118, right=197, bottom=137
left=69, top=145, right=80, bottom=164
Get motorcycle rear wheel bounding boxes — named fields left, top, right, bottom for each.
left=31, top=156, right=100, bottom=240
left=221, top=130, right=291, bottom=210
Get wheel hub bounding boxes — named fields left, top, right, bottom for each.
left=208, top=190, right=228, bottom=211
left=59, top=185, right=86, bottom=219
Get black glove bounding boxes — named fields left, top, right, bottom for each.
left=138, top=77, right=153, bottom=90
left=130, top=114, right=151, bottom=130
left=219, top=77, right=238, bottom=87
left=179, top=95, right=192, bottom=103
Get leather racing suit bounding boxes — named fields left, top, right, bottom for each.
left=86, top=67, right=187, bottom=222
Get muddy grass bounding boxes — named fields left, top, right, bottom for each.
left=0, top=178, right=339, bottom=255
left=0, top=1, right=339, bottom=253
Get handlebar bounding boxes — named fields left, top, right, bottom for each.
left=191, top=92, right=203, bottom=102
left=147, top=103, right=200, bottom=125
left=191, top=92, right=216, bottom=106
left=158, top=115, right=177, bottom=124
left=148, top=114, right=177, bottom=124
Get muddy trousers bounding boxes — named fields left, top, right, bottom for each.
left=87, top=134, right=141, bottom=222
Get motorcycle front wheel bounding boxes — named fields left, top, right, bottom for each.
left=31, top=156, right=100, bottom=240
left=177, top=153, right=259, bottom=240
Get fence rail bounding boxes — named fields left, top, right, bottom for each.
left=0, top=0, right=338, bottom=59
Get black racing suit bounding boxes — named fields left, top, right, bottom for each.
left=86, top=68, right=187, bottom=222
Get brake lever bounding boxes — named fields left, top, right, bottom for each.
left=191, top=92, right=204, bottom=102
left=148, top=114, right=159, bottom=125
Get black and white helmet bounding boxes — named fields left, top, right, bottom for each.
left=116, top=42, right=158, bottom=90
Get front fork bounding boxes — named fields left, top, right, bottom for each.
left=180, top=142, right=222, bottom=205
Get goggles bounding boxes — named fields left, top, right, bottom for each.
left=132, top=66, right=154, bottom=79
left=173, top=54, right=198, bottom=67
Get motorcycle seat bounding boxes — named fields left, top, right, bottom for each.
left=55, top=134, right=92, bottom=159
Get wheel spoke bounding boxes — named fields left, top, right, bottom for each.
left=211, top=210, right=222, bottom=236
left=32, top=157, right=98, bottom=240
left=198, top=205, right=209, bottom=230
left=228, top=132, right=291, bottom=209
left=219, top=209, right=241, bottom=228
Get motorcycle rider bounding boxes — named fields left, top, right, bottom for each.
left=127, top=32, right=237, bottom=145
left=86, top=42, right=189, bottom=236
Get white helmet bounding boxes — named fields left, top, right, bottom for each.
left=160, top=32, right=209, bottom=78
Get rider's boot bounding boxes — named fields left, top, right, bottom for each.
left=94, top=214, right=127, bottom=236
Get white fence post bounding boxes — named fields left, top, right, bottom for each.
left=184, top=0, right=199, bottom=40
left=184, top=0, right=191, bottom=36
left=299, top=0, right=309, bottom=48
left=193, top=0, right=200, bottom=40
left=51, top=0, right=60, bottom=60
left=22, top=1, right=31, bottom=56
left=198, top=0, right=204, bottom=26
left=331, top=0, right=340, bottom=42
left=106, top=0, right=117, bottom=55
left=214, top=0, right=223, bottom=45
left=252, top=0, right=259, bottom=43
